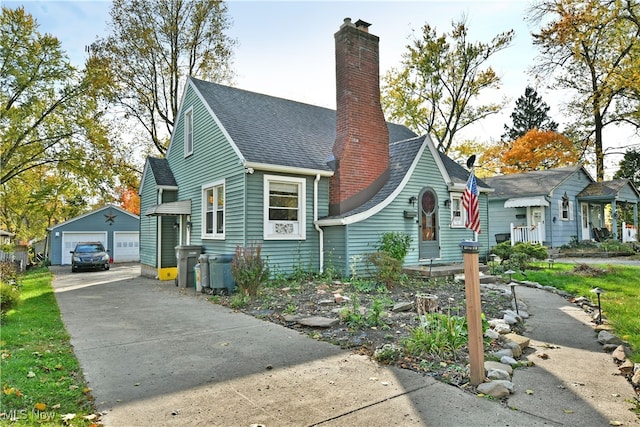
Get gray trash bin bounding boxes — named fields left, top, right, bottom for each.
left=209, top=254, right=236, bottom=294
left=175, top=245, right=203, bottom=288
left=198, top=254, right=210, bottom=290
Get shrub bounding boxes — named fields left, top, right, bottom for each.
left=0, top=281, right=20, bottom=318
left=230, top=243, right=270, bottom=297
left=375, top=231, right=412, bottom=261
left=0, top=261, right=18, bottom=283
left=490, top=241, right=548, bottom=271
left=365, top=251, right=403, bottom=289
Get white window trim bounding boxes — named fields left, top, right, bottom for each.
left=263, top=175, right=306, bottom=240
left=202, top=179, right=225, bottom=239
left=184, top=107, right=194, bottom=157
left=558, top=199, right=574, bottom=221
left=449, top=194, right=465, bottom=228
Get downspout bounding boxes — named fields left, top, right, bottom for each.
left=157, top=188, right=164, bottom=271
left=314, top=174, right=324, bottom=273
left=546, top=196, right=553, bottom=247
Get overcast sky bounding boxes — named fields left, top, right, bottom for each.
left=5, top=0, right=636, bottom=177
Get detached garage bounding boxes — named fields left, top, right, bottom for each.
left=47, top=205, right=140, bottom=265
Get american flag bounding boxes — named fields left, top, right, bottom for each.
left=462, top=169, right=481, bottom=234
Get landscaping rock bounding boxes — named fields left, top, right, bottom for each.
left=477, top=380, right=514, bottom=398
left=503, top=333, right=530, bottom=351
left=500, top=355, right=518, bottom=366
left=392, top=301, right=414, bottom=312
left=597, top=330, right=622, bottom=346
left=487, top=368, right=511, bottom=380
left=503, top=340, right=522, bottom=358
left=484, top=361, right=513, bottom=376
left=612, top=344, right=631, bottom=362
left=297, top=316, right=339, bottom=328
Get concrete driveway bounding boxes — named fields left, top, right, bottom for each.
left=51, top=264, right=558, bottom=426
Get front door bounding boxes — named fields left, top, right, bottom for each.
left=581, top=203, right=590, bottom=240
left=418, top=188, right=440, bottom=260
left=529, top=206, right=545, bottom=243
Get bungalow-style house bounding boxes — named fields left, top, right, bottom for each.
left=139, top=18, right=491, bottom=281
left=485, top=165, right=639, bottom=248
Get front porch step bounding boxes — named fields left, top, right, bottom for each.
left=403, top=263, right=489, bottom=278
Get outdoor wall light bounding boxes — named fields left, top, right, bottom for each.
left=173, top=221, right=179, bottom=230
left=444, top=199, right=451, bottom=207
left=408, top=196, right=417, bottom=206
left=591, top=287, right=606, bottom=325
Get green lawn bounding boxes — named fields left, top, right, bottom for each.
left=0, top=268, right=97, bottom=426
left=514, top=262, right=640, bottom=362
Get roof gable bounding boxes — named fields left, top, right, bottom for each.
left=48, top=205, right=139, bottom=231
left=577, top=178, right=640, bottom=200
left=182, top=77, right=417, bottom=173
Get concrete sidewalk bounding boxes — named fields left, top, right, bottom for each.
left=52, top=265, right=638, bottom=426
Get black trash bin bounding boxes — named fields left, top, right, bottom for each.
left=209, top=254, right=236, bottom=294
left=175, top=245, right=203, bottom=288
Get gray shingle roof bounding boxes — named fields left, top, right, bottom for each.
left=484, top=166, right=582, bottom=199
left=190, top=77, right=417, bottom=172
left=437, top=152, right=490, bottom=189
left=148, top=157, right=177, bottom=187
left=577, top=179, right=634, bottom=199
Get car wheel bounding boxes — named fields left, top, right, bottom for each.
left=72, top=265, right=77, bottom=273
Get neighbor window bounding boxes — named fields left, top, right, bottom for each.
left=264, top=175, right=306, bottom=240
left=559, top=199, right=574, bottom=221
left=450, top=195, right=464, bottom=228
left=184, top=107, right=193, bottom=156
left=202, top=180, right=224, bottom=239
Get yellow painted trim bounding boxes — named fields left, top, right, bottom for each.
left=158, top=267, right=177, bottom=281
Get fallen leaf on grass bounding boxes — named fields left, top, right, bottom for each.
left=83, top=414, right=98, bottom=421
left=51, top=404, right=61, bottom=409
left=68, top=385, right=79, bottom=390
left=83, top=387, right=92, bottom=393
left=27, top=371, right=36, bottom=378
left=34, top=403, right=47, bottom=411
left=61, top=413, right=76, bottom=422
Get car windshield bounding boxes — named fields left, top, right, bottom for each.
left=75, top=244, right=104, bottom=253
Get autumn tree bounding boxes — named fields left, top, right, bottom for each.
left=528, top=0, right=640, bottom=181
left=89, top=0, right=236, bottom=156
left=502, top=86, right=558, bottom=141
left=381, top=16, right=513, bottom=154
left=479, top=129, right=580, bottom=175
left=0, top=7, right=120, bottom=241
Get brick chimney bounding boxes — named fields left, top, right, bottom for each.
left=329, top=18, right=389, bottom=216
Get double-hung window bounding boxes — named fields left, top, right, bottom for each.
left=202, top=180, right=224, bottom=239
left=184, top=107, right=193, bottom=157
left=264, top=175, right=306, bottom=240
left=450, top=195, right=464, bottom=228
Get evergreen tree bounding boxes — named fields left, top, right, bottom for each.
left=502, top=86, right=558, bottom=141
left=614, top=148, right=640, bottom=189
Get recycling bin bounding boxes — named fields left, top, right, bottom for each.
left=198, top=254, right=210, bottom=290
left=209, top=254, right=236, bottom=293
left=175, top=245, right=203, bottom=288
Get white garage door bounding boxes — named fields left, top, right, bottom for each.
left=113, top=232, right=139, bottom=262
left=61, top=232, right=108, bottom=265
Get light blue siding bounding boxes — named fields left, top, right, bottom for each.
left=323, top=144, right=490, bottom=277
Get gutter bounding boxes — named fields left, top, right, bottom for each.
left=245, top=161, right=333, bottom=178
